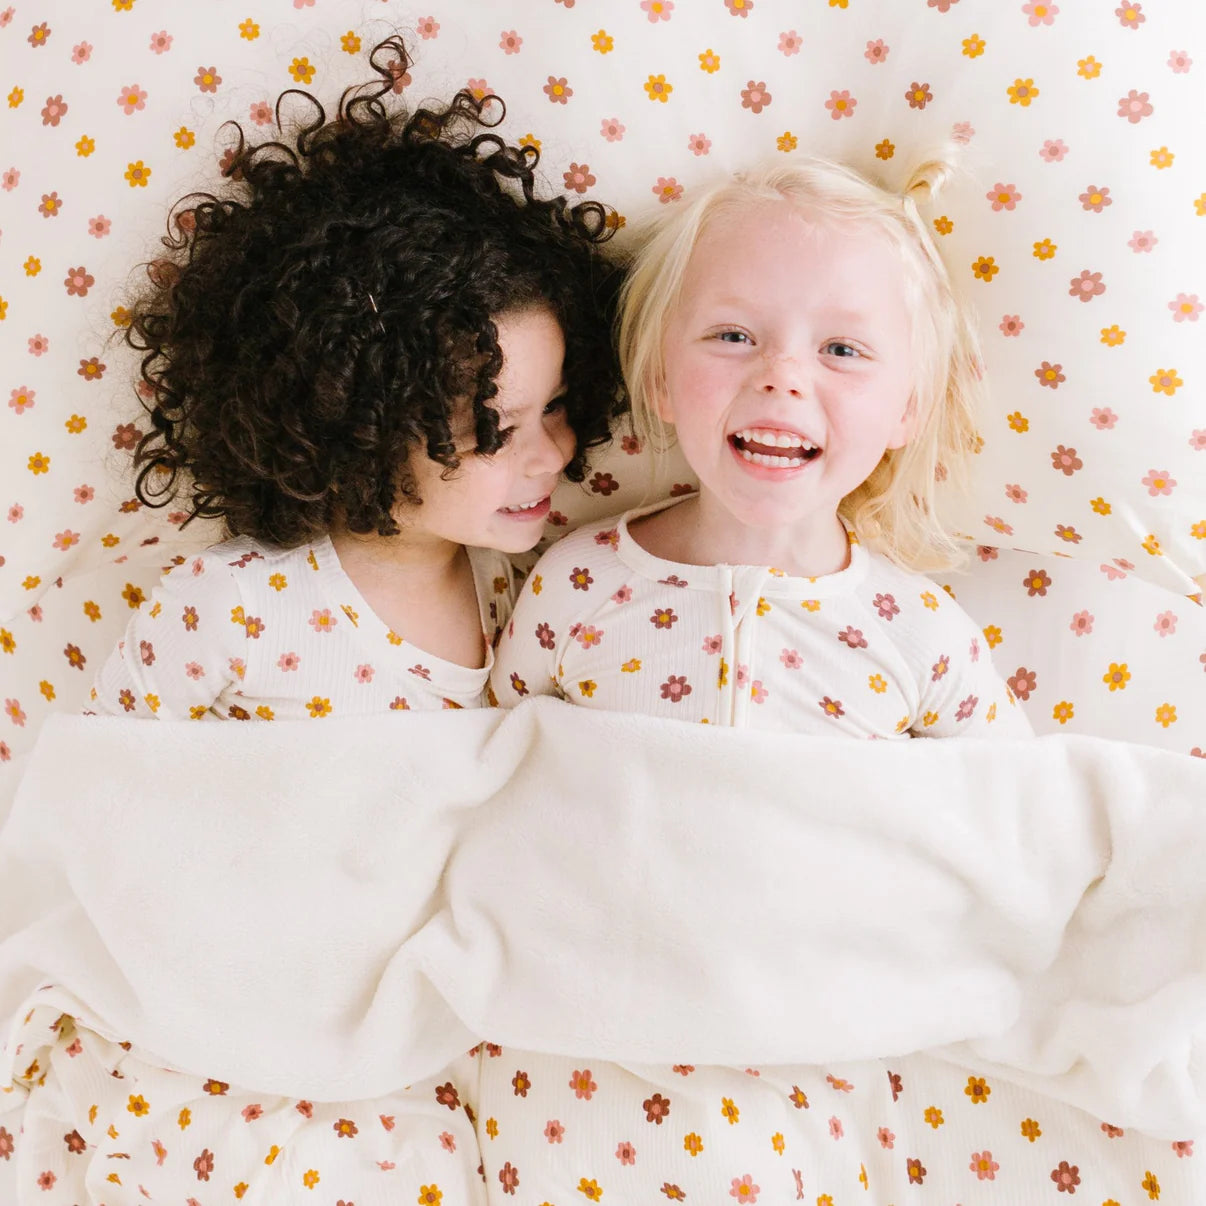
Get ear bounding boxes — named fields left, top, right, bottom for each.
left=652, top=380, right=677, bottom=426
left=884, top=390, right=918, bottom=451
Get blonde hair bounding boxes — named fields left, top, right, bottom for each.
left=616, top=154, right=982, bottom=573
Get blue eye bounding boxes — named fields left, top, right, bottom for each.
left=824, top=341, right=861, bottom=358
left=715, top=331, right=751, bottom=344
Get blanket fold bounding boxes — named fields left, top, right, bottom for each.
left=2, top=699, right=1205, bottom=1137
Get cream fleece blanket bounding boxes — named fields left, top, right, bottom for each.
left=2, top=700, right=1206, bottom=1138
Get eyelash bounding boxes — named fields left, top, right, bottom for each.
left=490, top=397, right=566, bottom=447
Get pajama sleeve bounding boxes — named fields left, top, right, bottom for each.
left=912, top=600, right=1034, bottom=739
left=488, top=553, right=568, bottom=708
left=88, top=553, right=249, bottom=720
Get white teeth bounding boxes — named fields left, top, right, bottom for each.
left=739, top=448, right=806, bottom=466
left=503, top=499, right=545, bottom=513
left=736, top=428, right=817, bottom=452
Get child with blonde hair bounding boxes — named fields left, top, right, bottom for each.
left=491, top=155, right=1031, bottom=740
left=474, top=153, right=1032, bottom=1203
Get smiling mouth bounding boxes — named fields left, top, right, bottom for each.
left=730, top=428, right=822, bottom=467
left=499, top=496, right=551, bottom=516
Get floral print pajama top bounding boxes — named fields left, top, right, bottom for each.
left=490, top=499, right=1033, bottom=740
left=88, top=535, right=515, bottom=720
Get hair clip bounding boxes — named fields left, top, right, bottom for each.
left=366, top=291, right=387, bottom=336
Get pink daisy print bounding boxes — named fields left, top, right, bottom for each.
left=1005, top=483, right=1028, bottom=504
left=905, top=81, right=933, bottom=109
left=1153, top=610, right=1178, bottom=637
left=117, top=84, right=147, bottom=114
left=28, top=334, right=50, bottom=356
left=71, top=42, right=92, bottom=64
left=970, top=1150, right=1000, bottom=1180
left=654, top=176, right=684, bottom=203
left=2, top=168, right=19, bottom=191
left=641, top=0, right=674, bottom=22
left=988, top=183, right=1021, bottom=211
left=687, top=132, right=712, bottom=156
left=779, top=31, right=802, bottom=56
left=545, top=1120, right=565, bottom=1143
left=999, top=314, right=1024, bottom=336
left=952, top=121, right=975, bottom=143
left=750, top=681, right=768, bottom=705
left=185, top=662, right=205, bottom=680
left=73, top=484, right=94, bottom=503
left=780, top=648, right=802, bottom=670
left=1023, top=2, right=1058, bottom=25
left=865, top=39, right=889, bottom=64
left=1069, top=270, right=1105, bottom=302
left=8, top=386, right=35, bottom=415
left=148, top=30, right=172, bottom=54
left=417, top=16, right=440, bottom=38
left=1039, top=139, right=1069, bottom=162
left=731, top=1174, right=760, bottom=1200
left=725, top=0, right=753, bottom=17
left=499, top=30, right=523, bottom=54
left=1070, top=610, right=1094, bottom=636
left=354, top=664, right=375, bottom=684
left=466, top=79, right=494, bottom=101
left=826, top=90, right=856, bottom=120
left=1116, top=3, right=1145, bottom=29
left=1118, top=89, right=1153, bottom=122
left=1089, top=407, right=1118, bottom=430
left=1169, top=293, right=1202, bottom=322
left=1079, top=184, right=1111, bottom=212
left=1189, top=429, right=1206, bottom=452
left=308, top=608, right=337, bottom=634
left=277, top=652, right=301, bottom=672
left=1128, top=230, right=1157, bottom=253
left=878, top=1127, right=895, bottom=1149
left=1167, top=50, right=1193, bottom=74
left=249, top=100, right=273, bottom=126
left=600, top=117, right=625, bottom=142
left=88, top=215, right=111, bottom=238
left=702, top=635, right=723, bottom=654
left=1142, top=469, right=1176, bottom=496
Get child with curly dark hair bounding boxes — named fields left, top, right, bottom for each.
left=88, top=37, right=623, bottom=724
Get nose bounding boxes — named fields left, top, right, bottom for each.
left=526, top=411, right=575, bottom=476
left=756, top=350, right=807, bottom=398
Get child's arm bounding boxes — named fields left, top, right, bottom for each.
left=488, top=550, right=570, bottom=708
left=912, top=597, right=1034, bottom=739
left=88, top=552, right=248, bottom=719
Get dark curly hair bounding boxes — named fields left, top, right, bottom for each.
left=126, top=36, right=625, bottom=546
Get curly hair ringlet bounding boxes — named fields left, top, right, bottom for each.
left=124, top=35, right=626, bottom=547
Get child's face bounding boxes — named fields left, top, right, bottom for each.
left=403, top=306, right=574, bottom=554
left=656, top=203, right=915, bottom=546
